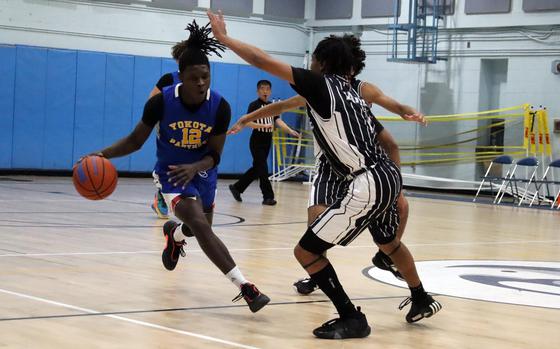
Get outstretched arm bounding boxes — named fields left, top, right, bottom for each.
left=96, top=121, right=153, bottom=159
left=228, top=95, right=305, bottom=134
left=246, top=122, right=273, bottom=130
left=89, top=95, right=161, bottom=159
left=208, top=10, right=294, bottom=84
left=275, top=118, right=300, bottom=138
left=360, top=82, right=426, bottom=125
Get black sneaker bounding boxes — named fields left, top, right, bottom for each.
left=262, top=198, right=277, bottom=206
left=161, top=221, right=186, bottom=271
left=293, top=277, right=319, bottom=295
left=313, top=307, right=371, bottom=339
left=232, top=282, right=270, bottom=313
left=372, top=250, right=403, bottom=280
left=229, top=184, right=242, bottom=202
left=399, top=295, right=442, bottom=323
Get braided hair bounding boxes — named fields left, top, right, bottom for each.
left=178, top=20, right=226, bottom=72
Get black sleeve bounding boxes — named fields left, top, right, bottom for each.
left=290, top=67, right=331, bottom=118
left=141, top=93, right=164, bottom=127
left=246, top=101, right=259, bottom=114
left=371, top=115, right=384, bottom=133
left=155, top=73, right=175, bottom=91
left=211, top=98, right=232, bottom=135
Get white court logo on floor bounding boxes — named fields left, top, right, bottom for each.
left=364, top=260, right=560, bottom=309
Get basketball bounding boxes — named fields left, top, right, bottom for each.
left=72, top=155, right=118, bottom=200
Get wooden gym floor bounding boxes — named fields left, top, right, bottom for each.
left=0, top=176, right=558, bottom=348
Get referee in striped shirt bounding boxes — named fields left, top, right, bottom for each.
left=229, top=80, right=299, bottom=205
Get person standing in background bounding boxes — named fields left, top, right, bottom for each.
left=228, top=80, right=300, bottom=205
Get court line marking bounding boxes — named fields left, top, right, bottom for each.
left=0, top=295, right=406, bottom=323
left=0, top=288, right=261, bottom=349
left=0, top=239, right=559, bottom=258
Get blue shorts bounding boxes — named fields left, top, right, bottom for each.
left=153, top=166, right=217, bottom=213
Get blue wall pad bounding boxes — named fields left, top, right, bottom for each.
left=104, top=54, right=135, bottom=171
left=0, top=44, right=301, bottom=174
left=130, top=56, right=161, bottom=172
left=73, top=51, right=107, bottom=163
left=43, top=49, right=77, bottom=169
left=0, top=45, right=16, bottom=168
left=12, top=46, right=48, bottom=168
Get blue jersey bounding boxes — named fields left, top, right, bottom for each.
left=155, top=83, right=223, bottom=169
left=171, top=71, right=181, bottom=85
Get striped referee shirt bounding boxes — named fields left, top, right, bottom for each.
left=290, top=67, right=388, bottom=177
left=247, top=99, right=279, bottom=133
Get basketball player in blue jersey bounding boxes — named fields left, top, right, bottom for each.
left=82, top=20, right=270, bottom=313
left=148, top=37, right=191, bottom=219
left=209, top=10, right=441, bottom=339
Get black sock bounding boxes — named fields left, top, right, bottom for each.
left=410, top=283, right=427, bottom=300
left=310, top=263, right=356, bottom=318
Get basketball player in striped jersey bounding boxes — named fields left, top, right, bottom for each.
left=229, top=80, right=300, bottom=205
left=209, top=11, right=441, bottom=338
left=148, top=37, right=190, bottom=219
left=82, top=20, right=269, bottom=313
left=229, top=34, right=426, bottom=295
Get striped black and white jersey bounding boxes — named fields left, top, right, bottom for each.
left=291, top=67, right=388, bottom=177
left=247, top=99, right=279, bottom=133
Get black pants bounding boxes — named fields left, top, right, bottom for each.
left=234, top=131, right=274, bottom=200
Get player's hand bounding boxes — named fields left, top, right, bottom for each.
left=402, top=112, right=427, bottom=126
left=288, top=129, right=301, bottom=138
left=227, top=119, right=247, bottom=135
left=76, top=152, right=104, bottom=165
left=207, top=9, right=227, bottom=42
left=167, top=164, right=198, bottom=188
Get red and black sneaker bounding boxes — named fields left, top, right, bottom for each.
left=232, top=282, right=270, bottom=313
left=161, top=221, right=186, bottom=271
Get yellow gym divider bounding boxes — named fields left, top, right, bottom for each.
left=270, top=104, right=554, bottom=181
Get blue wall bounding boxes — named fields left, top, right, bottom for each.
left=0, top=44, right=299, bottom=174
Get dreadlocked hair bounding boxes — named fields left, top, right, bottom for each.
left=342, top=34, right=366, bottom=77
left=313, top=35, right=354, bottom=77
left=179, top=20, right=226, bottom=72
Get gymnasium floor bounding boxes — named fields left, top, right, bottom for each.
left=0, top=176, right=558, bottom=348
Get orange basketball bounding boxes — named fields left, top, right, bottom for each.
left=72, top=155, right=118, bottom=200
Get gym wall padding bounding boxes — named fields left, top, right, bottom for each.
left=103, top=54, right=135, bottom=171
left=0, top=45, right=16, bottom=168
left=129, top=56, right=161, bottom=172
left=43, top=49, right=77, bottom=170
left=12, top=46, right=48, bottom=169
left=73, top=51, right=107, bottom=168
left=0, top=44, right=299, bottom=174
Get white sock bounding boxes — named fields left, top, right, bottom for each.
left=173, top=223, right=186, bottom=241
left=225, top=266, right=248, bottom=289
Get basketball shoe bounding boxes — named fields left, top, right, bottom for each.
left=232, top=282, right=270, bottom=313
left=312, top=307, right=371, bottom=339
left=151, top=190, right=169, bottom=219
left=399, top=294, right=442, bottom=323
left=293, top=277, right=319, bottom=295
left=161, top=221, right=185, bottom=271
left=372, top=250, right=403, bottom=280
